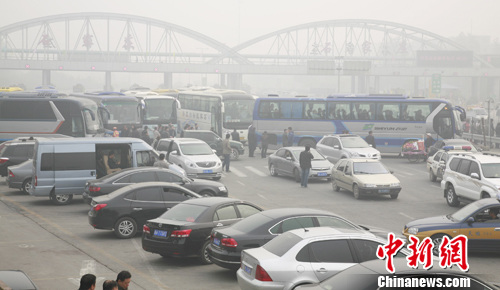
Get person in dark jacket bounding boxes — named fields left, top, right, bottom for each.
left=231, top=129, right=240, bottom=142
left=424, top=133, right=435, bottom=153
left=248, top=124, right=257, bottom=157
left=299, top=145, right=314, bottom=188
left=140, top=128, right=152, bottom=145
left=261, top=131, right=269, bottom=158
left=129, top=125, right=140, bottom=138
left=287, top=127, right=294, bottom=146
left=282, top=128, right=288, bottom=147
left=365, top=131, right=376, bottom=148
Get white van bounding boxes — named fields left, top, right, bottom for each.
left=30, top=137, right=159, bottom=205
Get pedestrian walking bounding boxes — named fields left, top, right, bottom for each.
left=231, top=128, right=240, bottom=142
left=299, top=145, right=314, bottom=188
left=140, top=127, right=152, bottom=145
left=78, top=273, right=96, bottom=290
left=282, top=128, right=288, bottom=147
left=222, top=133, right=232, bottom=172
left=153, top=153, right=170, bottom=169
left=287, top=127, right=294, bottom=146
left=261, top=131, right=269, bottom=158
left=116, top=270, right=131, bottom=290
left=365, top=130, right=376, bottom=148
left=248, top=124, right=257, bottom=157
left=424, top=133, right=436, bottom=153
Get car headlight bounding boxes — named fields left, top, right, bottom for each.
left=408, top=227, right=419, bottom=235
left=187, top=162, right=196, bottom=168
left=218, top=186, right=227, bottom=192
left=364, top=184, right=376, bottom=188
left=390, top=183, right=401, bottom=187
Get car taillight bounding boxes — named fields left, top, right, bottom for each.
left=8, top=170, right=14, bottom=178
left=171, top=229, right=192, bottom=238
left=89, top=185, right=101, bottom=192
left=221, top=238, right=237, bottom=247
left=255, top=265, right=273, bottom=281
left=0, top=157, right=9, bottom=164
left=143, top=225, right=150, bottom=234
left=94, top=204, right=107, bottom=211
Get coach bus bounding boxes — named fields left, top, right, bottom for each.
left=72, top=92, right=142, bottom=133
left=177, top=89, right=256, bottom=143
left=0, top=92, right=104, bottom=142
left=253, top=94, right=465, bottom=154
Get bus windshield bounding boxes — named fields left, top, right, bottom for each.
left=143, top=98, right=176, bottom=123
left=223, top=99, right=255, bottom=129
left=103, top=100, right=140, bottom=125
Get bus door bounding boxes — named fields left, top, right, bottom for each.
left=432, top=105, right=454, bottom=139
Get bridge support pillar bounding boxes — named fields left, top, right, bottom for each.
left=105, top=71, right=112, bottom=91
left=357, top=75, right=366, bottom=93
left=227, top=74, right=242, bottom=89
left=163, top=72, right=172, bottom=88
left=220, top=74, right=226, bottom=88
left=42, top=70, right=51, bottom=86
left=414, top=76, right=419, bottom=96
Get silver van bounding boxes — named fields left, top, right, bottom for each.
left=30, top=137, right=158, bottom=205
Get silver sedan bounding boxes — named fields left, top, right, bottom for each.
left=267, top=147, right=332, bottom=182
left=6, top=159, right=33, bottom=194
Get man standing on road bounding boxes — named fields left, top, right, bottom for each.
left=287, top=127, right=294, bottom=146
left=261, top=131, right=269, bottom=158
left=116, top=270, right=131, bottom=290
left=365, top=130, right=376, bottom=148
left=424, top=133, right=435, bottom=153
left=231, top=128, right=240, bottom=142
left=282, top=128, right=288, bottom=147
left=222, top=133, right=232, bottom=172
left=299, top=145, right=314, bottom=188
left=248, top=124, right=257, bottom=157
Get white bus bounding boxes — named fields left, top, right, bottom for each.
left=253, top=95, right=466, bottom=153
left=177, top=89, right=256, bottom=143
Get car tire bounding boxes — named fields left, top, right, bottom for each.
left=198, top=239, right=213, bottom=265
left=446, top=185, right=460, bottom=207
left=431, top=233, right=451, bottom=255
left=230, top=148, right=239, bottom=160
left=114, top=217, right=137, bottom=239
left=294, top=169, right=301, bottom=183
left=353, top=184, right=361, bottom=199
left=200, top=190, right=214, bottom=197
left=269, top=164, right=278, bottom=176
left=390, top=193, right=399, bottom=199
left=332, top=179, right=340, bottom=192
left=429, top=169, right=437, bottom=182
left=22, top=178, right=32, bottom=194
left=50, top=193, right=73, bottom=205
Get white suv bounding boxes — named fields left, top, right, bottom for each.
left=316, top=134, right=381, bottom=164
left=441, top=153, right=500, bottom=207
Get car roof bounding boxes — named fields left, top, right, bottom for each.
left=343, top=158, right=381, bottom=163
left=451, top=152, right=500, bottom=164
left=181, top=197, right=246, bottom=206
left=159, top=138, right=206, bottom=144
left=121, top=181, right=190, bottom=190
left=258, top=208, right=340, bottom=219
left=324, top=134, right=360, bottom=138
left=287, top=226, right=371, bottom=239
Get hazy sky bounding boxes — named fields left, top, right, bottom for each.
left=3, top=0, right=500, bottom=47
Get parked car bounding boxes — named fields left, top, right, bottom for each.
left=403, top=198, right=500, bottom=252
left=83, top=167, right=227, bottom=203
left=0, top=137, right=36, bottom=176
left=155, top=138, right=223, bottom=180
left=6, top=159, right=33, bottom=194
left=331, top=158, right=401, bottom=199
left=142, top=197, right=263, bottom=264
left=427, top=138, right=478, bottom=157
left=182, top=130, right=245, bottom=160
left=268, top=147, right=332, bottom=182
left=441, top=153, right=500, bottom=207
left=207, top=208, right=376, bottom=271
left=316, top=134, right=381, bottom=165
left=88, top=182, right=201, bottom=239
left=426, top=146, right=474, bottom=182
left=294, top=258, right=498, bottom=290
left=0, top=270, right=38, bottom=290
left=237, top=227, right=408, bottom=290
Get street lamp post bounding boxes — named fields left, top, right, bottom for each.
left=487, top=98, right=494, bottom=148
left=336, top=66, right=342, bottom=93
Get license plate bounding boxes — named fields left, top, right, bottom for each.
left=317, top=172, right=327, bottom=177
left=203, top=169, right=213, bottom=173
left=154, top=229, right=168, bottom=237
left=244, top=264, right=252, bottom=275
left=213, top=237, right=220, bottom=246
left=379, top=189, right=390, bottom=193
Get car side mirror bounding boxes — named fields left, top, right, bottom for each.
left=466, top=216, right=475, bottom=224
left=333, top=145, right=340, bottom=149
left=171, top=150, right=178, bottom=155
left=470, top=172, right=480, bottom=180
left=212, top=149, right=217, bottom=154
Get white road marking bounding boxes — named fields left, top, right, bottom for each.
left=257, top=193, right=268, bottom=200
left=399, top=212, right=414, bottom=220
left=230, top=167, right=247, bottom=177
left=245, top=166, right=267, bottom=177
left=236, top=180, right=245, bottom=186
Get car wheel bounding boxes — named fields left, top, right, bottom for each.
left=446, top=185, right=460, bottom=207
left=198, top=239, right=213, bottom=265
left=22, top=178, right=32, bottom=194
left=331, top=179, right=340, bottom=192
left=114, top=217, right=137, bottom=239
left=390, top=193, right=399, bottom=199
left=200, top=190, right=214, bottom=197
left=269, top=164, right=278, bottom=176
left=429, top=169, right=437, bottom=182
left=50, top=193, right=73, bottom=205
left=353, top=184, right=361, bottom=199
left=212, top=176, right=221, bottom=181
left=230, top=148, right=239, bottom=160
left=431, top=233, right=451, bottom=255
left=293, top=169, right=301, bottom=183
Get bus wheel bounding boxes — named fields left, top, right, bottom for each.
left=298, top=138, right=316, bottom=148
left=51, top=193, right=73, bottom=205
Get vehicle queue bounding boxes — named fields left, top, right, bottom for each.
left=2, top=93, right=500, bottom=289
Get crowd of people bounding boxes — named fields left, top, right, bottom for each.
left=78, top=270, right=131, bottom=290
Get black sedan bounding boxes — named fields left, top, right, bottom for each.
left=83, top=167, right=228, bottom=203
left=207, top=208, right=369, bottom=271
left=88, top=182, right=201, bottom=239
left=142, top=197, right=263, bottom=264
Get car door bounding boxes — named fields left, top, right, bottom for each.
left=339, top=160, right=354, bottom=191
left=272, top=149, right=286, bottom=175
left=160, top=186, right=193, bottom=212
left=282, top=149, right=296, bottom=176
left=129, top=186, right=166, bottom=227
left=331, top=138, right=343, bottom=163
left=54, top=143, right=96, bottom=195
left=269, top=216, right=316, bottom=236
left=307, top=239, right=357, bottom=282
left=430, top=152, right=443, bottom=176
left=333, top=160, right=348, bottom=190
left=454, top=159, right=472, bottom=198
left=167, top=142, right=182, bottom=166
left=213, top=204, right=241, bottom=228
left=459, top=206, right=500, bottom=251
left=462, top=160, right=482, bottom=200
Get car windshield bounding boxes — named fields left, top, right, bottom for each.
left=158, top=203, right=207, bottom=222
left=341, top=137, right=369, bottom=148
left=291, top=149, right=325, bottom=160
left=353, top=162, right=389, bottom=174
left=179, top=143, right=214, bottom=155
left=481, top=163, right=500, bottom=178
left=450, top=201, right=484, bottom=221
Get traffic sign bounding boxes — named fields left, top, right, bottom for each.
left=432, top=74, right=441, bottom=94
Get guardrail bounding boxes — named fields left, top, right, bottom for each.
left=462, top=132, right=500, bottom=151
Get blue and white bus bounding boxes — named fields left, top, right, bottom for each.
left=253, top=95, right=465, bottom=154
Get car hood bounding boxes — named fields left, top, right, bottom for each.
left=182, top=154, right=221, bottom=163
left=311, top=159, right=332, bottom=169
left=354, top=173, right=399, bottom=184
left=344, top=147, right=380, bottom=156
left=484, top=177, right=500, bottom=186
left=405, top=215, right=456, bottom=229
